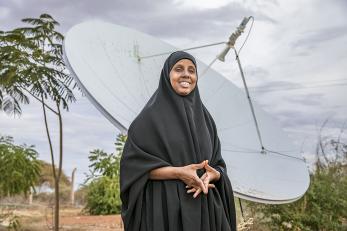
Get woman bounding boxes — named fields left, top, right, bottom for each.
left=120, top=51, right=237, bottom=231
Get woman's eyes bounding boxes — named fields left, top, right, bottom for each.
left=175, top=67, right=183, bottom=72
left=175, top=67, right=196, bottom=74
left=188, top=69, right=196, bottom=74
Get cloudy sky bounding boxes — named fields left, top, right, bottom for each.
left=1, top=0, right=347, bottom=186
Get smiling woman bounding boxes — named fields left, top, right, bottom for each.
left=120, top=51, right=237, bottom=231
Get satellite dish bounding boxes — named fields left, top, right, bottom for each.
left=63, top=20, right=310, bottom=204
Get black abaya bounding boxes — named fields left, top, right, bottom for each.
left=120, top=51, right=237, bottom=231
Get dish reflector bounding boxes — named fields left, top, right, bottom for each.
left=64, top=21, right=310, bottom=203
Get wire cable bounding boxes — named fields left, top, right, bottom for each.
left=237, top=16, right=254, bottom=55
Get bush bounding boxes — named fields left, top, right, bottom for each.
left=247, top=135, right=347, bottom=231
left=0, top=135, right=40, bottom=197
left=84, top=176, right=121, bottom=215
left=82, top=134, right=126, bottom=215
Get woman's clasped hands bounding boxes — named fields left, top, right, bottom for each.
left=178, top=160, right=220, bottom=198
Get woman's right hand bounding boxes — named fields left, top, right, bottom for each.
left=177, top=160, right=208, bottom=195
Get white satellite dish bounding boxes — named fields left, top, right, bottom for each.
left=63, top=20, right=310, bottom=204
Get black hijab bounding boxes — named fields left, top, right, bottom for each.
left=120, top=51, right=237, bottom=231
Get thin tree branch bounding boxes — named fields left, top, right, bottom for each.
left=56, top=100, right=63, bottom=181
left=41, top=94, right=57, bottom=180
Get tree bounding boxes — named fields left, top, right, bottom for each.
left=0, top=14, right=77, bottom=230
left=0, top=135, right=41, bottom=230
left=0, top=135, right=40, bottom=197
left=83, top=133, right=126, bottom=215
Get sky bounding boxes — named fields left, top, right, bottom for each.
left=1, top=0, right=347, bottom=187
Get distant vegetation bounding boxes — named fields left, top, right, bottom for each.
left=0, top=135, right=72, bottom=202
left=0, top=135, right=72, bottom=230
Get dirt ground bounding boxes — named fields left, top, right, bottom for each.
left=1, top=202, right=254, bottom=230
left=1, top=206, right=123, bottom=231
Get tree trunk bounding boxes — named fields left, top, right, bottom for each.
left=28, top=187, right=33, bottom=205
left=56, top=101, right=64, bottom=231
left=54, top=178, right=60, bottom=230
left=41, top=96, right=60, bottom=231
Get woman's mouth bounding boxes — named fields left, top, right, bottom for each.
left=179, top=81, right=191, bottom=88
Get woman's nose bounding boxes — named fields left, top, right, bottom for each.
left=182, top=69, right=191, bottom=77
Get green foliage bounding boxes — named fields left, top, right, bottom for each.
left=247, top=137, right=347, bottom=231
left=0, top=13, right=76, bottom=116
left=0, top=135, right=41, bottom=197
left=83, top=134, right=127, bottom=215
left=84, top=176, right=121, bottom=215
left=249, top=167, right=347, bottom=231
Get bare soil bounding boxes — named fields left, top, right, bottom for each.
left=1, top=205, right=123, bottom=231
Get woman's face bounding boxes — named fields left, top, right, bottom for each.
left=169, top=59, right=197, bottom=96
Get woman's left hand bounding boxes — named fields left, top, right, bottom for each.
left=186, top=160, right=221, bottom=198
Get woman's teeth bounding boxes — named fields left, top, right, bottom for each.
left=179, top=82, right=190, bottom=88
